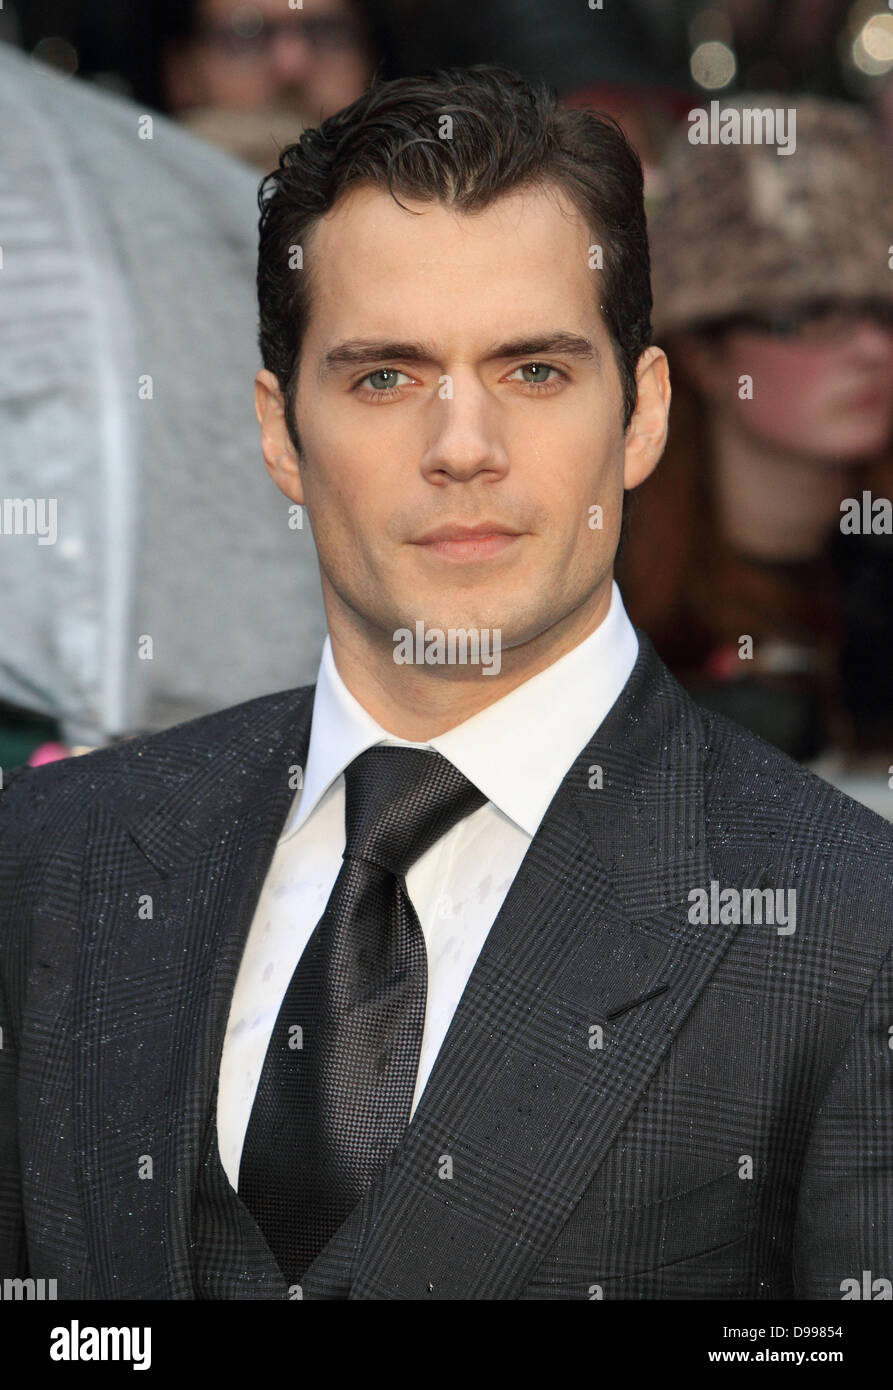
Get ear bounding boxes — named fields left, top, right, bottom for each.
left=622, top=345, right=671, bottom=491
left=254, top=369, right=304, bottom=506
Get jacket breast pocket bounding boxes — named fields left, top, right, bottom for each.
left=521, top=1162, right=756, bottom=1299
left=612, top=1162, right=752, bottom=1271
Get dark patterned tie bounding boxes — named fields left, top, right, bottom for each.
left=237, top=744, right=488, bottom=1286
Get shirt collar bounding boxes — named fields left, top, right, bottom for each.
left=280, top=579, right=638, bottom=842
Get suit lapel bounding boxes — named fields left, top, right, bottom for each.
left=325, top=632, right=761, bottom=1299
left=74, top=687, right=314, bottom=1297
left=74, top=630, right=763, bottom=1301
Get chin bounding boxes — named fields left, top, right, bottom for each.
left=824, top=432, right=892, bottom=461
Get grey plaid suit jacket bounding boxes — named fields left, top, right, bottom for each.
left=1, top=630, right=892, bottom=1300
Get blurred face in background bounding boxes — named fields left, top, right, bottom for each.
left=680, top=303, right=893, bottom=462
left=164, top=0, right=374, bottom=122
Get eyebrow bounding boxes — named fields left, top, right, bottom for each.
left=318, top=332, right=600, bottom=379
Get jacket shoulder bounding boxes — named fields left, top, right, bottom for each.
left=638, top=632, right=892, bottom=851
left=699, top=702, right=893, bottom=844
left=696, top=702, right=893, bottom=958
left=0, top=683, right=314, bottom=843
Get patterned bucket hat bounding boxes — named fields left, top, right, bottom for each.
left=649, top=94, right=893, bottom=338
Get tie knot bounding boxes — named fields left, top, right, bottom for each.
left=342, top=745, right=487, bottom=878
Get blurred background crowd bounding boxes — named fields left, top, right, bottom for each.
left=1, top=0, right=892, bottom=817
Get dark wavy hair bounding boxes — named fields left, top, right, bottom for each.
left=257, top=64, right=653, bottom=460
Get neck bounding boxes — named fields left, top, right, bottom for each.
left=708, top=409, right=849, bottom=562
left=324, top=574, right=614, bottom=741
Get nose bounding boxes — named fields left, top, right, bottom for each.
left=268, top=29, right=314, bottom=83
left=843, top=316, right=893, bottom=365
left=419, top=374, right=510, bottom=482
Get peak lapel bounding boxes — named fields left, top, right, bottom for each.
left=73, top=687, right=313, bottom=1297
left=332, top=633, right=757, bottom=1300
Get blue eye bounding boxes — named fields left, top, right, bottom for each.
left=364, top=368, right=410, bottom=390
left=507, top=363, right=562, bottom=385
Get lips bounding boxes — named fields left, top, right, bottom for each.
left=415, top=531, right=521, bottom=561
left=415, top=522, right=521, bottom=543
left=846, top=387, right=889, bottom=409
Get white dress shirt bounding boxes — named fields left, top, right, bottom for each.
left=216, top=579, right=639, bottom=1190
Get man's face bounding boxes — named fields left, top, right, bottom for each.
left=172, top=0, right=373, bottom=120
left=260, top=182, right=666, bottom=670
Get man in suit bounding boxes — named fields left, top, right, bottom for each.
left=1, top=65, right=892, bottom=1301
